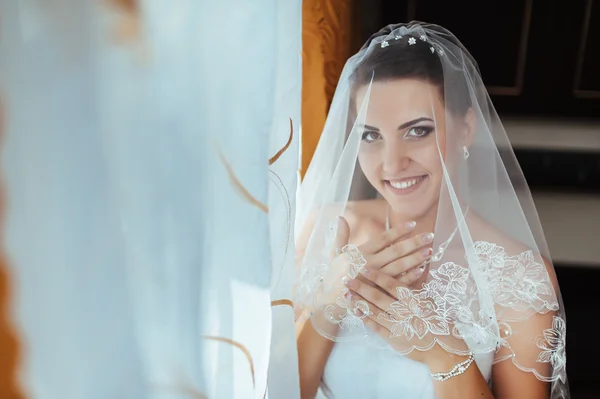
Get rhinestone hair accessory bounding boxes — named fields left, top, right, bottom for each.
left=378, top=31, right=444, bottom=57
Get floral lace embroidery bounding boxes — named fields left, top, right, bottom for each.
left=536, top=316, right=567, bottom=380
left=340, top=244, right=367, bottom=279
left=324, top=288, right=370, bottom=331
left=322, top=245, right=369, bottom=329
left=380, top=242, right=559, bottom=335
left=319, top=241, right=565, bottom=380
left=379, top=262, right=488, bottom=343
left=380, top=286, right=450, bottom=340
left=473, top=242, right=558, bottom=313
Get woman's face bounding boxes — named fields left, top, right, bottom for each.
left=355, top=78, right=464, bottom=220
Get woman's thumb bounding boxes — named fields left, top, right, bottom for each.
left=333, top=216, right=350, bottom=252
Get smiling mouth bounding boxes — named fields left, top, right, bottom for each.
left=384, top=175, right=428, bottom=194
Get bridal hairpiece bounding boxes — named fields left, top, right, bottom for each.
left=380, top=32, right=444, bottom=56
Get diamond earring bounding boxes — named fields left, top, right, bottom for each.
left=463, top=146, right=470, bottom=160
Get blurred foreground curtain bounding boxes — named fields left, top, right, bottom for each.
left=0, top=90, right=24, bottom=399
left=0, top=1, right=301, bottom=398
left=301, top=0, right=353, bottom=178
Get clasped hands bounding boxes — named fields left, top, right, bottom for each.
left=318, top=216, right=466, bottom=369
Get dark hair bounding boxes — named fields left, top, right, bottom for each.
left=351, top=23, right=473, bottom=115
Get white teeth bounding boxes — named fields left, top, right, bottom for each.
left=390, top=177, right=422, bottom=190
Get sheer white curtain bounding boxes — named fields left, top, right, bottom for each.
left=266, top=4, right=302, bottom=398
left=0, top=1, right=301, bottom=398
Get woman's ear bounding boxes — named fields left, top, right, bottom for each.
left=462, top=107, right=476, bottom=148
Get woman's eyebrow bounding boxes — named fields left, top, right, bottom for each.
left=398, top=117, right=434, bottom=130
left=356, top=117, right=434, bottom=132
left=355, top=124, right=379, bottom=131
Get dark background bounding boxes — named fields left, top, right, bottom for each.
left=353, top=0, right=600, bottom=117
left=352, top=1, right=600, bottom=397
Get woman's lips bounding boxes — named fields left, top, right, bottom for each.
left=384, top=175, right=428, bottom=195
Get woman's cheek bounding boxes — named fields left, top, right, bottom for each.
left=358, top=153, right=378, bottom=179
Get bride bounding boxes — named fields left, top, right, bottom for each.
left=294, top=22, right=568, bottom=398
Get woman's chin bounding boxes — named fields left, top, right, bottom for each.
left=382, top=188, right=438, bottom=220
left=388, top=203, right=434, bottom=222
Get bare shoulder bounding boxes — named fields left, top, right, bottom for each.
left=469, top=213, right=534, bottom=253
left=344, top=199, right=386, bottom=223
left=296, top=199, right=385, bottom=250
left=468, top=212, right=558, bottom=286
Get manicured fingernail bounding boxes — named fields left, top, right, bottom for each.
left=421, top=247, right=433, bottom=257
left=360, top=267, right=370, bottom=277
left=422, top=232, right=435, bottom=243
left=343, top=290, right=352, bottom=300
left=342, top=276, right=350, bottom=286
left=405, top=221, right=416, bottom=230
left=414, top=266, right=424, bottom=276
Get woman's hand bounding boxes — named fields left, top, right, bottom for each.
left=347, top=272, right=495, bottom=399
left=344, top=268, right=411, bottom=348
left=317, top=216, right=434, bottom=306
left=346, top=270, right=469, bottom=370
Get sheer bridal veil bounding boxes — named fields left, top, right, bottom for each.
left=295, top=22, right=568, bottom=398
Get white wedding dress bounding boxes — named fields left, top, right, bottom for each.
left=320, top=329, right=494, bottom=398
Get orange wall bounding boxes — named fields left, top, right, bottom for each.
left=0, top=100, right=25, bottom=399
left=0, top=263, right=23, bottom=399
left=301, top=0, right=353, bottom=178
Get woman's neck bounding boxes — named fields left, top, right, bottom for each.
left=388, top=203, right=439, bottom=238
left=388, top=199, right=467, bottom=239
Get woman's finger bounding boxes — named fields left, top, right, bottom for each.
left=329, top=216, right=350, bottom=260
left=349, top=293, right=392, bottom=335
left=359, top=267, right=403, bottom=298
left=356, top=274, right=378, bottom=288
left=363, top=314, right=391, bottom=339
left=358, top=221, right=416, bottom=255
left=379, top=247, right=431, bottom=276
left=369, top=232, right=434, bottom=270
left=317, top=217, right=352, bottom=303
left=359, top=265, right=426, bottom=302
left=323, top=217, right=351, bottom=280
left=395, top=263, right=428, bottom=286
left=346, top=276, right=395, bottom=313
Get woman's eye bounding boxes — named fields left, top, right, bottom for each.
left=361, top=131, right=381, bottom=143
left=405, top=126, right=433, bottom=139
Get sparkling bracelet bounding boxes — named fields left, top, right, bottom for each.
left=430, top=354, right=475, bottom=382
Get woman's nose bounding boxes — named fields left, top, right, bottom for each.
left=382, top=140, right=410, bottom=175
